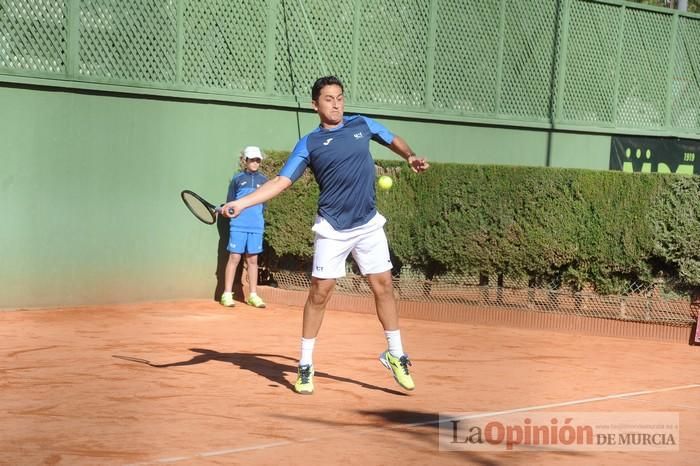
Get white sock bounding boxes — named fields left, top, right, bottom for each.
left=222, top=291, right=232, bottom=297
left=385, top=329, right=404, bottom=358
left=299, top=337, right=316, bottom=367
left=249, top=292, right=258, bottom=298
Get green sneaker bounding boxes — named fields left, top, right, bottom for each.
left=294, top=364, right=314, bottom=394
left=379, top=351, right=415, bottom=391
left=220, top=292, right=235, bottom=307
left=246, top=294, right=266, bottom=308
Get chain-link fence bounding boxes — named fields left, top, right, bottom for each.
left=270, top=269, right=696, bottom=327
left=1, top=0, right=698, bottom=136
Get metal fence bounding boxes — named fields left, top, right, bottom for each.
left=271, top=269, right=696, bottom=327
left=1, top=0, right=699, bottom=137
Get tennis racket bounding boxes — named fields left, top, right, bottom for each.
left=180, top=190, right=234, bottom=225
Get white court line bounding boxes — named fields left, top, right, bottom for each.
left=430, top=383, right=700, bottom=428
left=127, top=383, right=700, bottom=465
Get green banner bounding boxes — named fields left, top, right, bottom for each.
left=610, top=136, right=699, bottom=175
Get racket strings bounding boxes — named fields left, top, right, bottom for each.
left=182, top=192, right=216, bottom=224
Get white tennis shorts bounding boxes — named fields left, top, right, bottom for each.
left=311, top=212, right=393, bottom=279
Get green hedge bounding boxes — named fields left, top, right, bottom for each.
left=651, top=176, right=700, bottom=289
left=260, top=150, right=318, bottom=270
left=260, top=151, right=697, bottom=295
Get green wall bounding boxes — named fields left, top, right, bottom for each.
left=369, top=118, right=612, bottom=169
left=0, top=85, right=611, bottom=309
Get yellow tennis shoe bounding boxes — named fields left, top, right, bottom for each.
left=220, top=292, right=235, bottom=307
left=379, top=351, right=415, bottom=391
left=294, top=364, right=314, bottom=394
left=246, top=294, right=266, bottom=308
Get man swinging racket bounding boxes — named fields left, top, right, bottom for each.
left=222, top=76, right=429, bottom=394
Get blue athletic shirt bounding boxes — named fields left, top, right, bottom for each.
left=226, top=170, right=268, bottom=233
left=279, top=115, right=394, bottom=231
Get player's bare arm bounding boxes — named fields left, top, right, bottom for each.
left=389, top=136, right=429, bottom=173
left=222, top=175, right=292, bottom=218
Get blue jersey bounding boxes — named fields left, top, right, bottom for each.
left=227, top=170, right=268, bottom=233
left=279, top=115, right=394, bottom=230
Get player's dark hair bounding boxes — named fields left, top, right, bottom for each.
left=312, top=76, right=344, bottom=101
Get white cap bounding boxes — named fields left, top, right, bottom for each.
left=242, top=146, right=263, bottom=160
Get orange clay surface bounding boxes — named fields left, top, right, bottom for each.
left=1, top=299, right=699, bottom=465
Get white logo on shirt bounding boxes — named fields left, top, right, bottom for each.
left=354, top=132, right=363, bottom=139
left=240, top=181, right=248, bottom=186
left=323, top=138, right=333, bottom=146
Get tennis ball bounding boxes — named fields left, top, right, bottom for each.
left=378, top=175, right=393, bottom=190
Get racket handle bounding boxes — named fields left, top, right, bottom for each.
left=215, top=206, right=235, bottom=216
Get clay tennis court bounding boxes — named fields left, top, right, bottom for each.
left=2, top=291, right=699, bottom=465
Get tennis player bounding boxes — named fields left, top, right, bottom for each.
left=220, top=146, right=269, bottom=309
left=222, top=76, right=429, bottom=394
